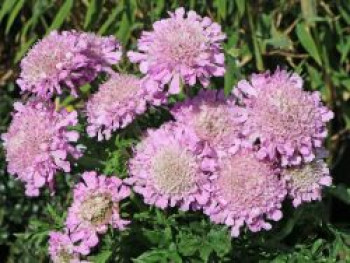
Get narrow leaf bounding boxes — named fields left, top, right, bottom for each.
left=48, top=0, right=73, bottom=32
left=296, top=23, right=322, bottom=66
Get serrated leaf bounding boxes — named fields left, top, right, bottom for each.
left=296, top=23, right=322, bottom=66
left=89, top=250, right=112, bottom=263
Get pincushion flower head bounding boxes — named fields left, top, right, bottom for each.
left=48, top=231, right=89, bottom=263
left=127, top=7, right=226, bottom=95
left=171, top=89, right=247, bottom=156
left=205, top=149, right=287, bottom=237
left=234, top=69, right=333, bottom=166
left=17, top=31, right=122, bottom=98
left=1, top=101, right=81, bottom=196
left=282, top=151, right=332, bottom=207
left=127, top=122, right=214, bottom=211
left=86, top=74, right=151, bottom=141
left=66, top=171, right=130, bottom=254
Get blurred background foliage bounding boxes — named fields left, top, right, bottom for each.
left=1, top=0, right=350, bottom=262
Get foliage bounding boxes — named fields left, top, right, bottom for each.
left=1, top=0, right=350, bottom=262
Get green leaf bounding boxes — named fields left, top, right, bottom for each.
left=89, top=250, right=112, bottom=263
left=14, top=37, right=37, bottom=63
left=5, top=0, right=25, bottom=35
left=98, top=5, right=122, bottom=35
left=0, top=0, right=16, bottom=25
left=216, top=0, right=227, bottom=19
left=328, top=184, right=350, bottom=205
left=296, top=23, right=322, bottom=66
left=84, top=0, right=103, bottom=30
left=235, top=0, right=245, bottom=17
left=48, top=0, right=73, bottom=32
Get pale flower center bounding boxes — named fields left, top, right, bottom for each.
left=287, top=160, right=325, bottom=191
left=217, top=154, right=272, bottom=209
left=55, top=250, right=72, bottom=263
left=151, top=146, right=196, bottom=195
left=91, top=76, right=140, bottom=115
left=151, top=20, right=206, bottom=67
left=194, top=104, right=231, bottom=142
left=251, top=84, right=319, bottom=141
left=79, top=193, right=114, bottom=226
left=6, top=114, right=53, bottom=170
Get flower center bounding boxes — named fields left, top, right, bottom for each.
left=6, top=114, right=53, bottom=170
left=151, top=19, right=206, bottom=67
left=55, top=250, right=73, bottom=263
left=250, top=84, right=319, bottom=142
left=151, top=146, right=196, bottom=195
left=90, top=75, right=140, bottom=115
left=79, top=193, right=114, bottom=226
left=194, top=104, right=232, bottom=142
left=217, top=153, right=273, bottom=210
left=286, top=160, right=325, bottom=191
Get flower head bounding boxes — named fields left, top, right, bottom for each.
left=86, top=74, right=151, bottom=140
left=282, top=156, right=332, bottom=207
left=128, top=7, right=225, bottom=94
left=1, top=101, right=81, bottom=196
left=48, top=231, right=88, bottom=263
left=17, top=31, right=122, bottom=98
left=205, top=149, right=287, bottom=237
left=66, top=171, right=130, bottom=254
left=234, top=69, right=333, bottom=166
left=127, top=122, right=213, bottom=211
left=171, top=89, right=247, bottom=155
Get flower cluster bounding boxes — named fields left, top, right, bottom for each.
left=128, top=7, right=226, bottom=95
left=128, top=68, right=333, bottom=237
left=17, top=31, right=122, bottom=98
left=1, top=100, right=81, bottom=196
left=49, top=172, right=130, bottom=261
left=1, top=6, right=335, bottom=260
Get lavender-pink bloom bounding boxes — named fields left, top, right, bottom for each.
left=282, top=156, right=332, bottom=207
left=234, top=69, right=333, bottom=166
left=128, top=7, right=225, bottom=95
left=17, top=31, right=122, bottom=98
left=205, top=149, right=287, bottom=237
left=1, top=101, right=81, bottom=196
left=86, top=74, right=150, bottom=141
left=66, top=171, right=130, bottom=255
left=48, top=231, right=89, bottom=263
left=171, top=89, right=247, bottom=156
left=127, top=122, right=213, bottom=211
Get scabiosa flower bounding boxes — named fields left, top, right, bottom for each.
left=205, top=149, right=287, bottom=237
left=282, top=157, right=332, bottom=207
left=66, top=171, right=130, bottom=254
left=127, top=122, right=213, bottom=211
left=127, top=7, right=226, bottom=95
left=234, top=69, right=333, bottom=166
left=1, top=101, right=81, bottom=196
left=86, top=74, right=149, bottom=141
left=48, top=231, right=88, bottom=263
left=171, top=89, right=247, bottom=155
left=17, top=31, right=122, bottom=98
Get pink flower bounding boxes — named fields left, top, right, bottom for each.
left=128, top=7, right=225, bottom=95
left=171, top=89, right=247, bottom=156
left=127, top=122, right=213, bottom=211
left=234, top=69, right=333, bottom=166
left=205, top=149, right=287, bottom=237
left=86, top=74, right=153, bottom=141
left=48, top=231, right=89, bottom=263
left=1, top=101, right=81, bottom=196
left=282, top=154, right=332, bottom=207
left=66, top=171, right=130, bottom=254
left=17, top=31, right=122, bottom=98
